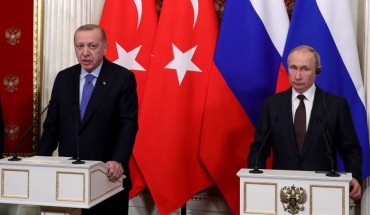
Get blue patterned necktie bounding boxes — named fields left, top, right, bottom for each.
left=80, top=74, right=95, bottom=121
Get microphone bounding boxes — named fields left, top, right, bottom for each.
left=249, top=117, right=279, bottom=174
left=8, top=100, right=53, bottom=161
left=72, top=104, right=85, bottom=164
left=317, top=119, right=339, bottom=177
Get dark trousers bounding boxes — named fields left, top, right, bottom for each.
left=81, top=190, right=129, bottom=215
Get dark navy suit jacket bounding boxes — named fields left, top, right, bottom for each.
left=248, top=86, right=362, bottom=181
left=38, top=58, right=139, bottom=190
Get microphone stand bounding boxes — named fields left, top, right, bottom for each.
left=318, top=119, right=339, bottom=177
left=249, top=123, right=274, bottom=174
left=249, top=164, right=263, bottom=174
left=320, top=92, right=339, bottom=177
left=9, top=102, right=51, bottom=161
left=72, top=104, right=85, bottom=164
left=323, top=129, right=340, bottom=177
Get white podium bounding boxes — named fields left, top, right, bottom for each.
left=237, top=169, right=351, bottom=215
left=0, top=156, right=124, bottom=214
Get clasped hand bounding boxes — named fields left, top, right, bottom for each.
left=349, top=178, right=361, bottom=200
left=106, top=160, right=124, bottom=182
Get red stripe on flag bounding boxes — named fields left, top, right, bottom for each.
left=275, top=63, right=290, bottom=93
left=200, top=65, right=255, bottom=214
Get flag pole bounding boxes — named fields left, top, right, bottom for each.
left=181, top=204, right=186, bottom=215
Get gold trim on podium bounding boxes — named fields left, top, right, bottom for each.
left=89, top=169, right=123, bottom=202
left=1, top=169, right=30, bottom=199
left=310, top=184, right=345, bottom=215
left=243, top=181, right=277, bottom=215
left=56, top=171, right=85, bottom=202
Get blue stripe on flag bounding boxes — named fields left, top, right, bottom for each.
left=214, top=0, right=282, bottom=126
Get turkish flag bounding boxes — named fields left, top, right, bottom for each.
left=99, top=0, right=158, bottom=197
left=99, top=0, right=158, bottom=102
left=133, top=0, right=218, bottom=214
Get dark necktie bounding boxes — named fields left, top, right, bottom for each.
left=80, top=74, right=94, bottom=121
left=294, top=94, right=306, bottom=155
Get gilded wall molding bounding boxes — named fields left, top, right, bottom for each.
left=32, top=0, right=44, bottom=155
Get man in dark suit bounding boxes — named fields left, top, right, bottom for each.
left=248, top=45, right=362, bottom=200
left=38, top=24, right=138, bottom=215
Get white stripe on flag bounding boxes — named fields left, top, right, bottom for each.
left=317, top=0, right=365, bottom=105
left=251, top=0, right=289, bottom=56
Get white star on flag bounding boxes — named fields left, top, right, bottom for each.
left=165, top=44, right=201, bottom=85
left=113, top=42, right=145, bottom=71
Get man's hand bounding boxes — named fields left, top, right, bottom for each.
left=106, top=160, right=124, bottom=182
left=349, top=178, right=361, bottom=200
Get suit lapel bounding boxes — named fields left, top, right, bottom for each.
left=281, top=88, right=301, bottom=156
left=302, top=86, right=325, bottom=156
left=70, top=66, right=81, bottom=126
left=80, top=59, right=115, bottom=128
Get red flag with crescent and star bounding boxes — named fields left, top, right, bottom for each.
left=133, top=0, right=218, bottom=213
left=99, top=0, right=158, bottom=198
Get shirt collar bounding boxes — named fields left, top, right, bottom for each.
left=80, top=60, right=103, bottom=80
left=292, top=84, right=316, bottom=102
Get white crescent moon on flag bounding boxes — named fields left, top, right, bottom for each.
left=134, top=0, right=143, bottom=28
left=190, top=0, right=199, bottom=28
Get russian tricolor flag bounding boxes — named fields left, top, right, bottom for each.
left=215, top=0, right=290, bottom=126
left=199, top=0, right=289, bottom=214
left=283, top=0, right=370, bottom=180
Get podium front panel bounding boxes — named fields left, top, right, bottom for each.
left=0, top=156, right=124, bottom=209
left=237, top=169, right=351, bottom=215
left=310, top=185, right=345, bottom=215
left=2, top=169, right=29, bottom=199
left=244, top=182, right=277, bottom=214
left=56, top=171, right=85, bottom=202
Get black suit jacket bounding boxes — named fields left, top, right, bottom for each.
left=38, top=58, right=139, bottom=190
left=248, top=86, right=362, bottom=181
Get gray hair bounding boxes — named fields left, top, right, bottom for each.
left=74, top=24, right=107, bottom=44
left=288, top=45, right=321, bottom=70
